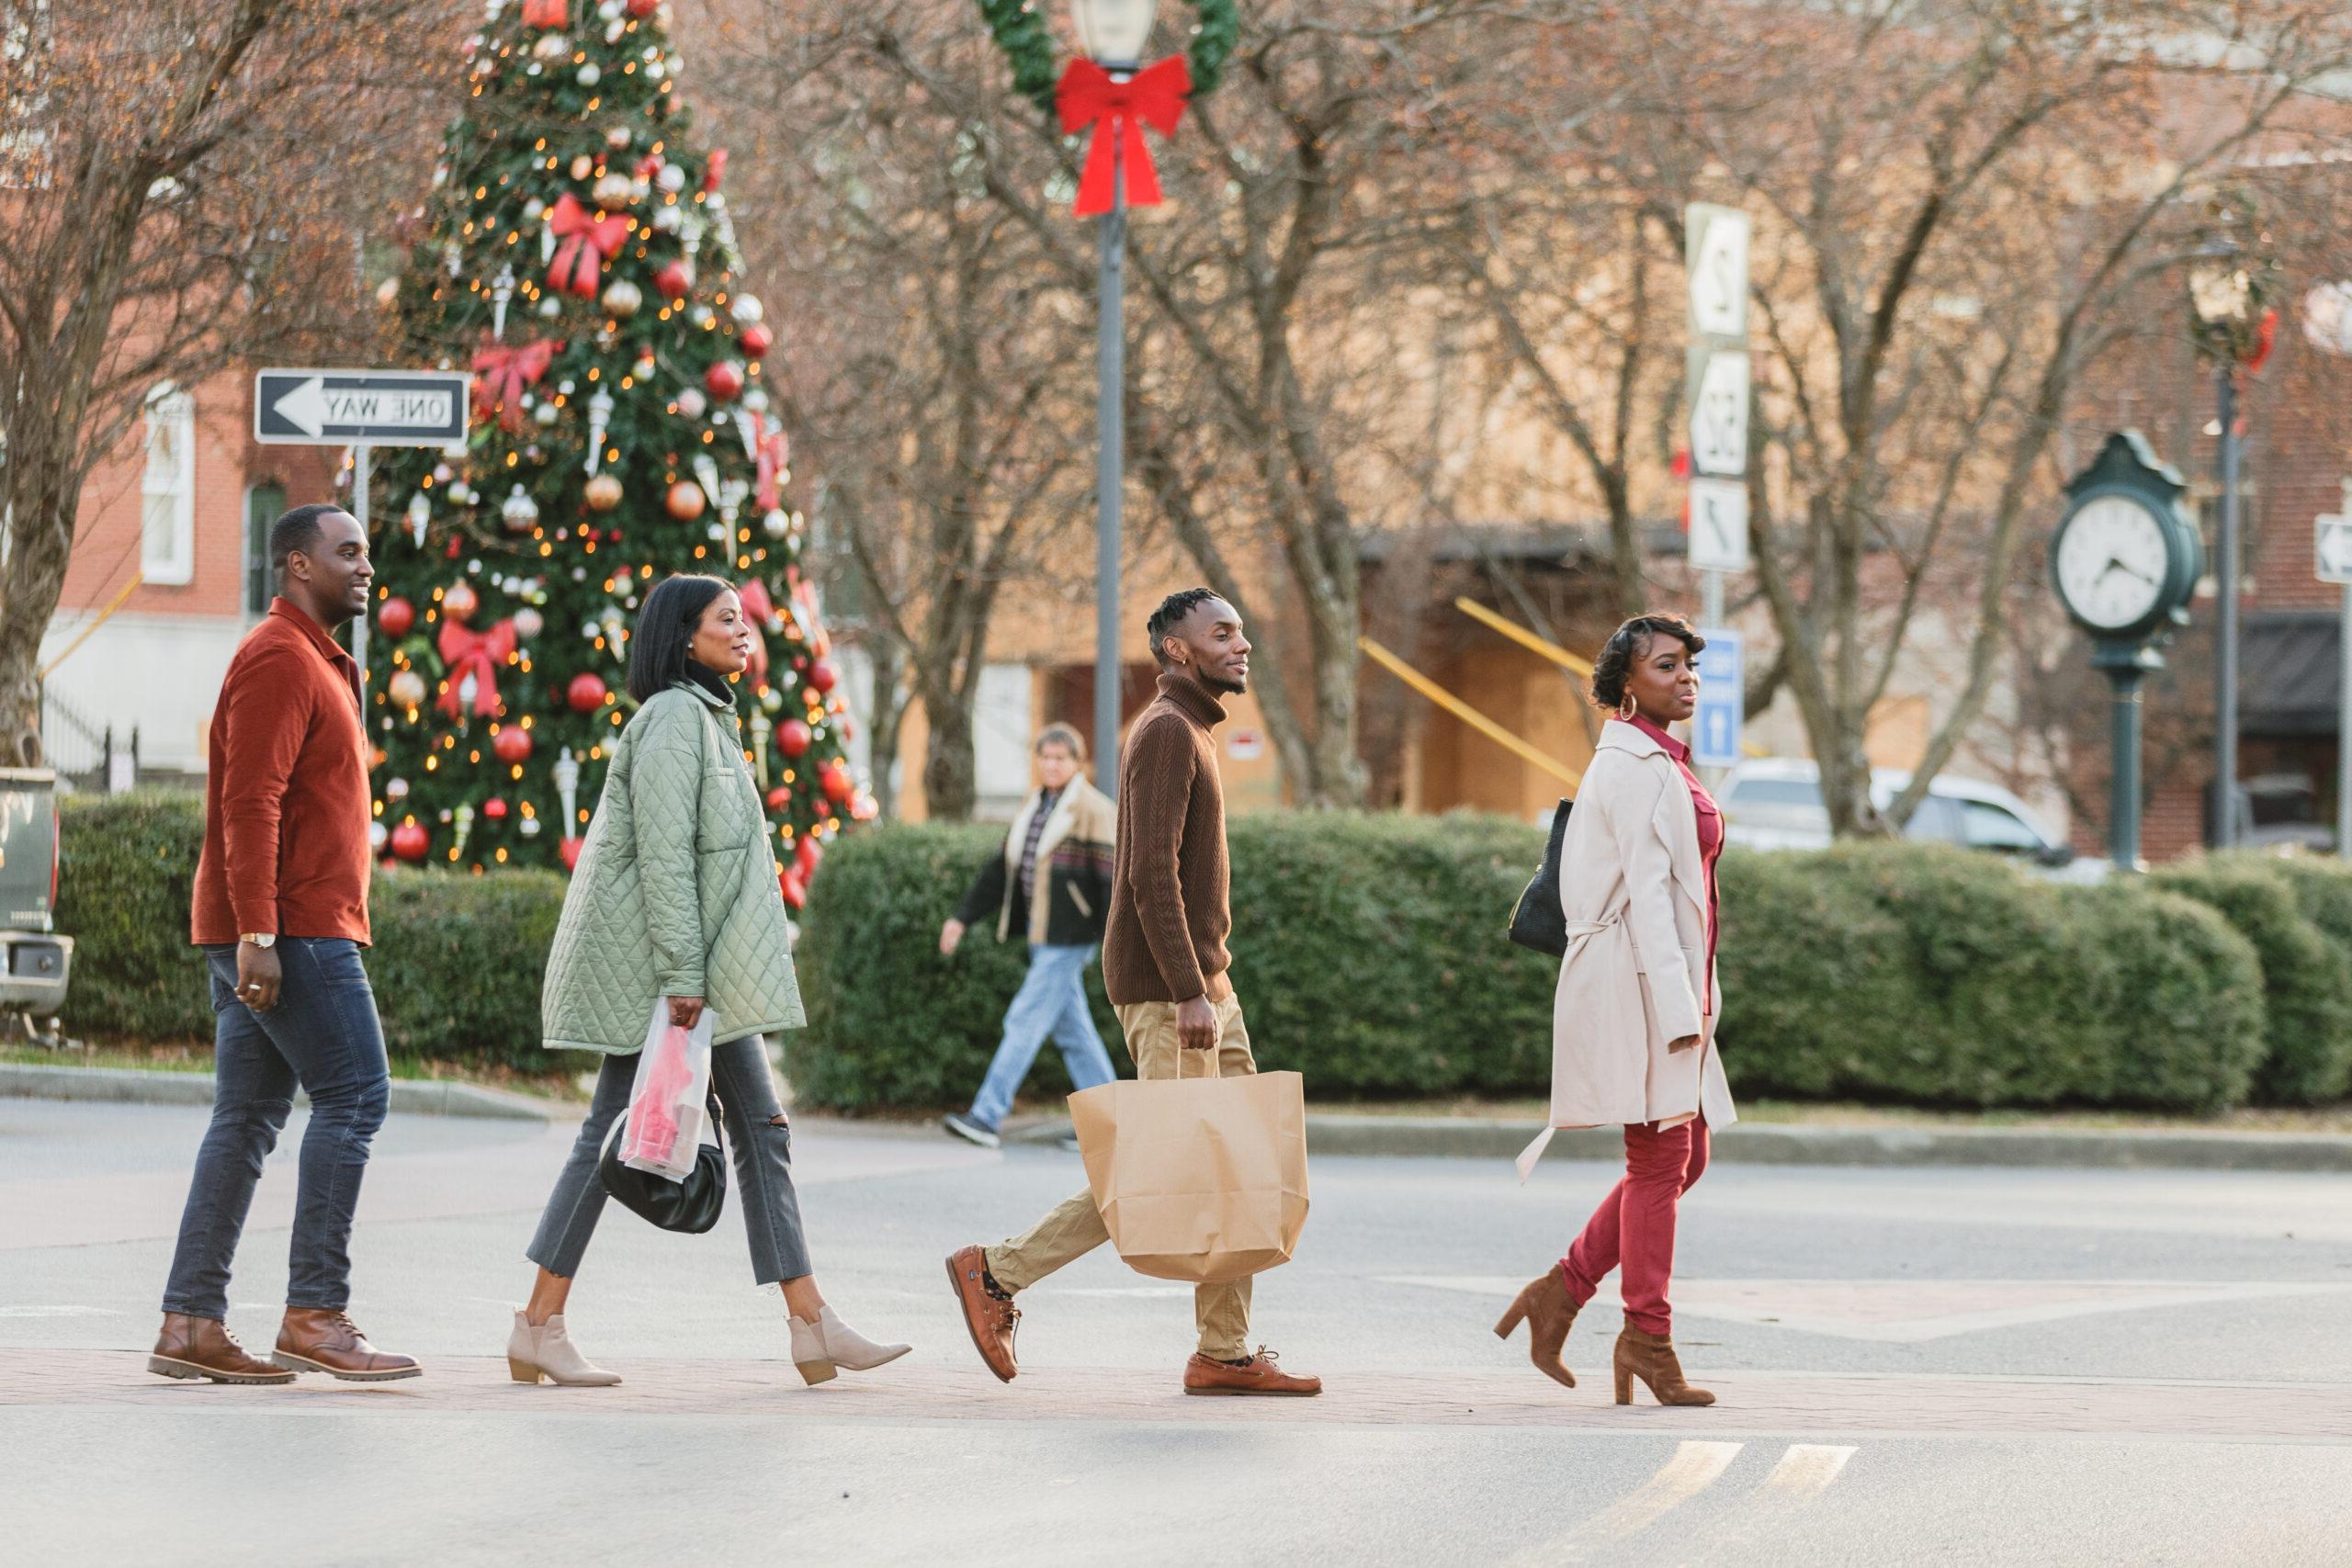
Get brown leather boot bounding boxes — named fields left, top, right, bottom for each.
left=149, top=1313, right=294, bottom=1384
left=273, top=1309, right=421, bottom=1382
left=1493, top=1268, right=1580, bottom=1389
left=1612, top=1326, right=1714, bottom=1406
left=944, top=1245, right=1020, bottom=1383
left=1182, top=1348, right=1322, bottom=1396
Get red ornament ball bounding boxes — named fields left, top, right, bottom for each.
left=378, top=597, right=415, bottom=639
left=483, top=796, right=509, bottom=821
left=764, top=784, right=792, bottom=811
left=560, top=836, right=585, bottom=871
left=653, top=260, right=693, bottom=299
left=739, top=322, right=774, bottom=359
left=664, top=481, right=706, bottom=521
left=807, top=660, right=837, bottom=694
left=567, top=671, right=609, bottom=713
left=703, top=360, right=744, bottom=401
left=390, top=821, right=430, bottom=863
left=821, top=761, right=854, bottom=804
left=778, top=718, right=811, bottom=758
left=779, top=867, right=807, bottom=910
left=627, top=0, right=660, bottom=16
left=442, top=581, right=479, bottom=624
left=493, top=727, right=534, bottom=764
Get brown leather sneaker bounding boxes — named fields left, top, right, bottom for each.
left=944, top=1245, right=1020, bottom=1383
left=273, top=1309, right=422, bottom=1382
left=148, top=1313, right=294, bottom=1384
left=1183, top=1348, right=1322, bottom=1396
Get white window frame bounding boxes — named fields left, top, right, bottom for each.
left=141, top=381, right=196, bottom=586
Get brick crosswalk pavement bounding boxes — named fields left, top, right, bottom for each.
left=7, top=1351, right=2346, bottom=1441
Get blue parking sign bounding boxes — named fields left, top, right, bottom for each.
left=1692, top=628, right=1742, bottom=768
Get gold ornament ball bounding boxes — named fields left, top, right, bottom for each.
left=584, top=473, right=624, bottom=511
left=388, top=669, right=427, bottom=708
left=601, top=278, right=642, bottom=319
left=664, top=480, right=706, bottom=521
left=569, top=154, right=594, bottom=180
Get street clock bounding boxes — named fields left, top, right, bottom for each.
left=2052, top=431, right=2201, bottom=640
left=2052, top=430, right=2200, bottom=873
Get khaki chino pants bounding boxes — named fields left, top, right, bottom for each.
left=984, top=991, right=1256, bottom=1359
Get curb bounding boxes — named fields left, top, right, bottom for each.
left=0, top=1062, right=552, bottom=1122
left=1296, top=1115, right=2352, bottom=1172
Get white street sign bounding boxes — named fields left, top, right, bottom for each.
left=1689, top=350, right=1751, bottom=478
left=2318, top=509, right=2352, bottom=585
left=254, top=368, right=469, bottom=446
left=1686, top=204, right=1750, bottom=340
left=1689, top=477, right=1750, bottom=572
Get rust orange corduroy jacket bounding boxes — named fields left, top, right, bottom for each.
left=190, top=600, right=373, bottom=947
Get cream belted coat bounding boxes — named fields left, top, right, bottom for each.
left=1516, top=718, right=1737, bottom=1179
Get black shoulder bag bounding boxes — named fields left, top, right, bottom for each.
left=1507, top=799, right=1575, bottom=957
left=598, top=1092, right=729, bottom=1234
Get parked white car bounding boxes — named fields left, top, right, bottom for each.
left=1716, top=759, right=2109, bottom=883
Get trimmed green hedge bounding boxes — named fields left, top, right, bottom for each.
left=791, top=817, right=2283, bottom=1114
left=55, top=797, right=2334, bottom=1112
left=56, top=793, right=561, bottom=1071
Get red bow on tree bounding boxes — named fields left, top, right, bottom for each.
left=753, top=423, right=792, bottom=512
left=546, top=193, right=628, bottom=297
left=436, top=616, right=519, bottom=718
left=469, top=338, right=560, bottom=432
left=736, top=578, right=775, bottom=687
left=1055, top=55, right=1190, bottom=219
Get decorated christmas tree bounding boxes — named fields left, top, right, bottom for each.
left=363, top=0, right=869, bottom=905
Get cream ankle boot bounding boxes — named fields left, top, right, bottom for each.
left=789, top=1305, right=910, bottom=1384
left=508, top=1310, right=622, bottom=1387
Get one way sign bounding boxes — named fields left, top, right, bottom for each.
left=254, top=368, right=469, bottom=446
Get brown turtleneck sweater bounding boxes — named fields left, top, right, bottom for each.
left=1101, top=668, right=1233, bottom=1006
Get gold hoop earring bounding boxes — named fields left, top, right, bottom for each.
left=1616, top=694, right=1637, bottom=723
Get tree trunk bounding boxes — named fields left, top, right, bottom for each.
left=919, top=680, right=978, bottom=821
left=861, top=638, right=909, bottom=820
left=0, top=452, right=89, bottom=770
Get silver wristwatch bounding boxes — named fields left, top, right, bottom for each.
left=239, top=933, right=277, bottom=950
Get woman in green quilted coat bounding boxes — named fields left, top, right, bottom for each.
left=507, top=575, right=910, bottom=1389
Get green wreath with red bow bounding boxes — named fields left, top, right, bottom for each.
left=974, top=0, right=1238, bottom=216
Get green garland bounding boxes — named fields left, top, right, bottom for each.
left=975, top=0, right=1238, bottom=116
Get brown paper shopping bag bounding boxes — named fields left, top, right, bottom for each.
left=1067, top=1054, right=1310, bottom=1285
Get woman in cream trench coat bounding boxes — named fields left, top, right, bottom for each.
left=1495, top=614, right=1735, bottom=1407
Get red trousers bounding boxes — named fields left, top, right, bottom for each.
left=1558, top=1115, right=1710, bottom=1336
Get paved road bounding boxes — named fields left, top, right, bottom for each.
left=3, top=1096, right=2347, bottom=1566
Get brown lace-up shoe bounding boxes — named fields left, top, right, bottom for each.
left=148, top=1314, right=294, bottom=1384
left=1182, top=1348, right=1322, bottom=1396
left=1493, top=1267, right=1581, bottom=1389
left=1612, top=1326, right=1714, bottom=1406
left=944, top=1245, right=1020, bottom=1382
left=272, top=1309, right=422, bottom=1382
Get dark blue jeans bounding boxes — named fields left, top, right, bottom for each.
left=161, top=940, right=390, bottom=1319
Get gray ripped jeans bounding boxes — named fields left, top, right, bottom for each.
left=527, top=1034, right=811, bottom=1283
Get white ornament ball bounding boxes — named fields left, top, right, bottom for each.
left=571, top=566, right=588, bottom=581
left=433, top=463, right=453, bottom=484
left=526, top=62, right=542, bottom=76
left=530, top=31, right=568, bottom=61
left=707, top=521, right=728, bottom=541
left=650, top=204, right=683, bottom=233
left=597, top=0, right=623, bottom=17
left=534, top=400, right=559, bottom=425
left=742, top=387, right=770, bottom=412
left=604, top=18, right=625, bottom=42
left=578, top=62, right=602, bottom=85
left=523, top=197, right=546, bottom=221
left=730, top=293, right=763, bottom=325
left=515, top=607, right=544, bottom=639
left=519, top=814, right=542, bottom=838
left=689, top=303, right=715, bottom=327
left=538, top=296, right=562, bottom=318
left=369, top=820, right=389, bottom=851
left=761, top=685, right=784, bottom=713
left=387, top=775, right=412, bottom=800
left=656, top=163, right=686, bottom=194
left=645, top=59, right=664, bottom=81
left=676, top=388, right=707, bottom=418
left=762, top=508, right=790, bottom=537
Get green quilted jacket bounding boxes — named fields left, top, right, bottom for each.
left=540, top=679, right=805, bottom=1054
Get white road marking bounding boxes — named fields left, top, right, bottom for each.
left=1759, top=1443, right=1855, bottom=1499
left=1521, top=1440, right=1745, bottom=1563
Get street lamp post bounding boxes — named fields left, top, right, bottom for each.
left=2191, top=252, right=2255, bottom=849
left=1071, top=0, right=1157, bottom=797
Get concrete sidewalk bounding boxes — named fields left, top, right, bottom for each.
left=9, top=1060, right=2349, bottom=1170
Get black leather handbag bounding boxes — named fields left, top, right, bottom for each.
left=1508, top=799, right=1575, bottom=957
left=597, top=1093, right=728, bottom=1234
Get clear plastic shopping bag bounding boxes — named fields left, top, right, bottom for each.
left=619, top=1002, right=715, bottom=1182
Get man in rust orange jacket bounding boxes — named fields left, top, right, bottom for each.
left=149, top=502, right=420, bottom=1386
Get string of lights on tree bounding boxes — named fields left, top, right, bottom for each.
left=358, top=0, right=871, bottom=907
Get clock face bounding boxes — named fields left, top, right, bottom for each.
left=2055, top=493, right=2172, bottom=631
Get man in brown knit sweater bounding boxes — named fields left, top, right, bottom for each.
left=946, top=590, right=1321, bottom=1396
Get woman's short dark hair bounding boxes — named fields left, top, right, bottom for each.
left=1589, top=614, right=1706, bottom=710
left=626, top=574, right=735, bottom=703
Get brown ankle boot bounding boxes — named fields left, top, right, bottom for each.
left=1612, top=1326, right=1714, bottom=1406
left=149, top=1313, right=294, bottom=1384
left=274, top=1309, right=421, bottom=1382
left=1492, top=1268, right=1580, bottom=1389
